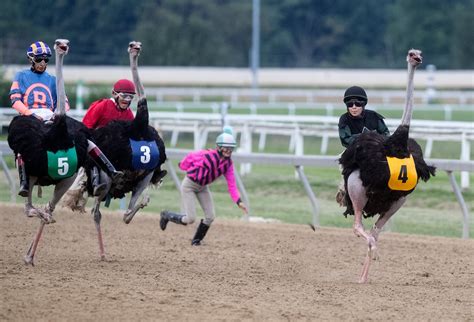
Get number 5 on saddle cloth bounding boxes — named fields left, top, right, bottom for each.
left=47, top=147, right=78, bottom=180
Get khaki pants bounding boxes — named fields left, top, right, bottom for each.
left=180, top=177, right=216, bottom=226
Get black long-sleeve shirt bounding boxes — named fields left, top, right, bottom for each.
left=338, top=110, right=390, bottom=148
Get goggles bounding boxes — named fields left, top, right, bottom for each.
left=219, top=146, right=235, bottom=151
left=114, top=91, right=135, bottom=101
left=33, top=56, right=49, bottom=63
left=345, top=99, right=365, bottom=108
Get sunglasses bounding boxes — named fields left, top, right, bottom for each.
left=33, top=57, right=49, bottom=63
left=115, top=92, right=135, bottom=100
left=345, top=99, right=365, bottom=108
left=220, top=146, right=234, bottom=152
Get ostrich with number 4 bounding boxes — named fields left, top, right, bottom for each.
left=339, top=49, right=436, bottom=283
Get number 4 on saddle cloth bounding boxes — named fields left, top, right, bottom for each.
left=129, top=139, right=160, bottom=170
left=386, top=154, right=417, bottom=191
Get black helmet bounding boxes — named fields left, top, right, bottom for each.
left=343, top=86, right=368, bottom=103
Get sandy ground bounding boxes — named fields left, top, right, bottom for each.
left=1, top=202, right=473, bottom=321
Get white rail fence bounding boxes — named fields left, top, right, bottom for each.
left=165, top=148, right=473, bottom=239
left=1, top=110, right=473, bottom=188
left=144, top=112, right=474, bottom=189
left=147, top=101, right=473, bottom=121
left=0, top=143, right=472, bottom=238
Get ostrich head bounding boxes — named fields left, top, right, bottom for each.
left=400, top=48, right=422, bottom=127
left=54, top=39, right=69, bottom=115
left=54, top=39, right=70, bottom=55
left=128, top=41, right=145, bottom=99
left=407, top=49, right=422, bottom=68
left=128, top=41, right=142, bottom=57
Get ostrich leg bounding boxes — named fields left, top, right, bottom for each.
left=370, top=197, right=407, bottom=241
left=347, top=171, right=374, bottom=243
left=359, top=197, right=408, bottom=283
left=347, top=171, right=378, bottom=283
left=91, top=199, right=106, bottom=260
left=24, top=221, right=46, bottom=266
left=123, top=172, right=153, bottom=224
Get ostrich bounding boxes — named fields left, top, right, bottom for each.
left=83, top=41, right=166, bottom=259
left=7, top=40, right=89, bottom=265
left=8, top=40, right=122, bottom=265
left=339, top=49, right=436, bottom=283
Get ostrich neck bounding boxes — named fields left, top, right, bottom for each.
left=55, top=53, right=66, bottom=115
left=401, top=64, right=415, bottom=126
left=130, top=55, right=145, bottom=99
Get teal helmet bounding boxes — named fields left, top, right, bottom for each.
left=216, top=131, right=237, bottom=148
left=27, top=41, right=52, bottom=59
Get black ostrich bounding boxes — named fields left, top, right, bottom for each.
left=7, top=40, right=89, bottom=265
left=339, top=49, right=436, bottom=283
left=8, top=40, right=122, bottom=266
left=84, top=41, right=166, bottom=259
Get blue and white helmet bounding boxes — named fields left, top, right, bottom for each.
left=27, top=41, right=52, bottom=58
left=216, top=126, right=237, bottom=148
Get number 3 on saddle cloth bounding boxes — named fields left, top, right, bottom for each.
left=47, top=147, right=78, bottom=180
left=129, top=139, right=160, bottom=170
left=386, top=155, right=417, bottom=191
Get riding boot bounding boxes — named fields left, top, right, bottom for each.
left=191, top=219, right=210, bottom=246
left=156, top=169, right=167, bottom=183
left=17, top=154, right=29, bottom=197
left=160, top=211, right=187, bottom=231
left=91, top=166, right=107, bottom=197
left=86, top=140, right=123, bottom=181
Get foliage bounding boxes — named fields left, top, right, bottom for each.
left=0, top=0, right=472, bottom=69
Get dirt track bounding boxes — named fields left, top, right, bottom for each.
left=1, top=203, right=473, bottom=321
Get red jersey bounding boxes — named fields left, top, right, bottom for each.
left=83, top=98, right=134, bottom=129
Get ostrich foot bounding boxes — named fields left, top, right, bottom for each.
left=123, top=195, right=150, bottom=224
left=24, top=253, right=35, bottom=266
left=25, top=205, right=54, bottom=223
left=39, top=202, right=56, bottom=224
left=358, top=238, right=378, bottom=284
left=353, top=223, right=366, bottom=238
left=370, top=225, right=382, bottom=242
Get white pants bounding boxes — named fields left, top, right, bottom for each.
left=180, top=177, right=215, bottom=226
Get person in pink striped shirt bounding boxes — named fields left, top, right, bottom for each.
left=160, top=128, right=248, bottom=245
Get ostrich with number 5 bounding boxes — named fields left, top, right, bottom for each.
left=83, top=41, right=166, bottom=260
left=339, top=49, right=436, bottom=283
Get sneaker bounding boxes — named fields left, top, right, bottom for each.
left=18, top=187, right=29, bottom=198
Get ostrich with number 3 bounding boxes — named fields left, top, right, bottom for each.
left=339, top=49, right=436, bottom=283
left=84, top=41, right=166, bottom=260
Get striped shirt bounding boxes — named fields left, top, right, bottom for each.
left=179, top=149, right=241, bottom=203
left=10, top=69, right=69, bottom=115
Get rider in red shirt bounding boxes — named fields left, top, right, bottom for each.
left=83, top=79, right=135, bottom=129
left=82, top=79, right=136, bottom=195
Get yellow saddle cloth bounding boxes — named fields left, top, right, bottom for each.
left=386, top=155, right=418, bottom=191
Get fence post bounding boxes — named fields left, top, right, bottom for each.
left=295, top=165, right=319, bottom=228
left=460, top=132, right=470, bottom=190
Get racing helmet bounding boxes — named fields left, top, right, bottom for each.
left=113, top=79, right=136, bottom=94
left=27, top=41, right=52, bottom=59
left=216, top=132, right=237, bottom=148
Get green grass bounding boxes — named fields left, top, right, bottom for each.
left=0, top=106, right=472, bottom=238
left=1, top=161, right=472, bottom=239
left=149, top=104, right=474, bottom=122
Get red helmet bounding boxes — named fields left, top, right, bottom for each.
left=113, top=79, right=136, bottom=94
